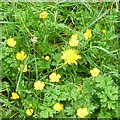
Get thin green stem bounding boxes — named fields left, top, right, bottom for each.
left=16, top=56, right=29, bottom=92
left=40, top=63, right=66, bottom=80
left=34, top=53, right=38, bottom=81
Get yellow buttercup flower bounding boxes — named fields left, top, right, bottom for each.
left=34, top=81, right=45, bottom=90
left=49, top=72, right=61, bottom=83
left=45, top=56, right=50, bottom=61
left=102, top=29, right=106, bottom=34
left=6, top=38, right=16, bottom=47
left=77, top=86, right=82, bottom=92
left=84, top=29, right=92, bottom=40
left=61, top=49, right=81, bottom=65
left=16, top=51, right=27, bottom=61
left=69, top=34, right=79, bottom=47
left=39, top=11, right=48, bottom=19
left=26, top=109, right=33, bottom=116
left=11, top=92, right=19, bottom=99
left=29, top=104, right=33, bottom=107
left=18, top=65, right=27, bottom=72
left=69, top=39, right=79, bottom=47
left=90, top=67, right=100, bottom=77
left=53, top=103, right=63, bottom=112
left=71, top=34, right=78, bottom=40
left=76, top=107, right=88, bottom=118
left=76, top=29, right=80, bottom=34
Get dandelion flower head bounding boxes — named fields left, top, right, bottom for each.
left=61, top=49, right=81, bottom=65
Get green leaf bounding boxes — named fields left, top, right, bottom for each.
left=107, top=101, right=115, bottom=109
left=94, top=75, right=106, bottom=88
left=91, top=46, right=118, bottom=60
left=2, top=81, right=10, bottom=90
left=59, top=92, right=69, bottom=101
left=98, top=108, right=111, bottom=118
left=105, top=86, right=118, bottom=100
left=40, top=109, right=49, bottom=118
left=65, top=106, right=74, bottom=116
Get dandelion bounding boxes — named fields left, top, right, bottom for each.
left=53, top=103, right=63, bottom=112
left=84, top=29, right=92, bottom=40
left=16, top=51, right=27, bottom=61
left=49, top=72, right=61, bottom=83
left=45, top=56, right=50, bottom=61
left=61, top=49, right=81, bottom=65
left=6, top=38, right=16, bottom=47
left=39, top=11, right=48, bottom=19
left=90, top=67, right=100, bottom=77
left=102, top=29, right=106, bottom=34
left=76, top=107, right=88, bottom=118
left=34, top=81, right=45, bottom=90
left=26, top=109, right=33, bottom=116
left=31, top=36, right=37, bottom=44
left=11, top=92, right=19, bottom=99
left=69, top=34, right=79, bottom=47
left=18, top=65, right=28, bottom=72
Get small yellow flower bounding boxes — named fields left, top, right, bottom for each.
left=69, top=39, right=79, bottom=47
left=90, top=67, right=100, bottom=77
left=45, top=56, right=50, bottom=61
left=34, top=81, right=45, bottom=90
left=29, top=104, right=33, bottom=107
left=77, top=86, right=82, bottom=92
left=53, top=103, right=63, bottom=112
left=76, top=107, right=88, bottom=118
left=71, top=34, right=78, bottom=40
left=84, top=29, right=92, bottom=40
left=6, top=38, right=16, bottom=47
left=16, top=51, right=27, bottom=61
left=102, top=29, right=106, bottom=34
left=49, top=72, right=61, bottom=82
left=69, top=34, right=79, bottom=47
left=26, top=109, right=33, bottom=116
left=18, top=65, right=28, bottom=72
left=11, top=92, right=19, bottom=99
left=76, top=29, right=80, bottom=34
left=61, top=49, right=81, bottom=65
left=39, top=11, right=48, bottom=19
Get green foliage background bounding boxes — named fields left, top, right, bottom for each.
left=1, top=1, right=119, bottom=119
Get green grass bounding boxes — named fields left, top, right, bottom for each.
left=1, top=2, right=119, bottom=119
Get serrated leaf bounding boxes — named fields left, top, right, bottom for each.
left=65, top=106, right=74, bottom=116
left=40, top=109, right=48, bottom=118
